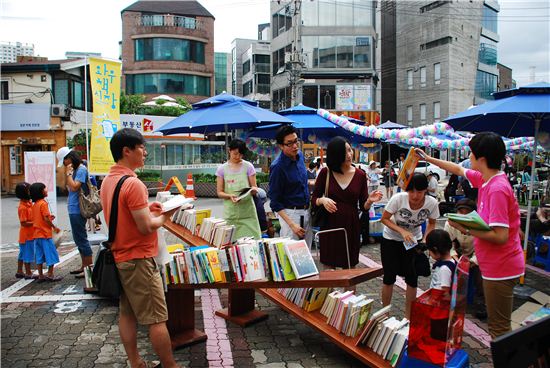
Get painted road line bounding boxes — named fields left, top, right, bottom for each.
left=1, top=248, right=80, bottom=301
left=358, top=253, right=492, bottom=348
left=2, top=294, right=103, bottom=303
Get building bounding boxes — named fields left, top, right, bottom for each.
left=391, top=0, right=500, bottom=127
left=269, top=0, right=379, bottom=123
left=0, top=57, right=90, bottom=193
left=0, top=41, right=34, bottom=63
left=120, top=0, right=215, bottom=104
left=214, top=52, right=231, bottom=95
left=65, top=51, right=102, bottom=59
left=231, top=38, right=271, bottom=109
left=497, top=62, right=513, bottom=91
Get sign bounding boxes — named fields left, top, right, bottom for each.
left=0, top=104, right=51, bottom=131
left=24, top=151, right=57, bottom=218
left=335, top=84, right=372, bottom=111
left=89, top=57, right=122, bottom=175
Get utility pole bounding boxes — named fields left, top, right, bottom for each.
left=285, top=0, right=304, bottom=107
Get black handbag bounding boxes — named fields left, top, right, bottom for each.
left=310, top=168, right=330, bottom=228
left=92, top=175, right=130, bottom=299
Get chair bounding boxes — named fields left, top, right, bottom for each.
left=534, top=235, right=550, bottom=272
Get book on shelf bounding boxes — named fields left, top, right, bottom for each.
left=445, top=210, right=491, bottom=231
left=356, top=304, right=392, bottom=346
left=383, top=319, right=409, bottom=360
left=396, top=147, right=421, bottom=190
left=305, top=288, right=330, bottom=312
left=388, top=327, right=409, bottom=367
left=372, top=316, right=398, bottom=353
left=276, top=241, right=296, bottom=281
left=161, top=195, right=194, bottom=213
left=284, top=240, right=319, bottom=279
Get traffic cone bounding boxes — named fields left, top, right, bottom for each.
left=185, top=173, right=197, bottom=199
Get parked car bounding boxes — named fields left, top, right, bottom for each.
left=393, top=161, right=446, bottom=181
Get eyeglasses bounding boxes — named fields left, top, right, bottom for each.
left=283, top=139, right=301, bottom=147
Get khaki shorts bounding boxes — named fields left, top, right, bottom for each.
left=116, top=258, right=168, bottom=325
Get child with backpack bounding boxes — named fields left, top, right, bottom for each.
left=29, top=182, right=62, bottom=282
left=15, top=182, right=36, bottom=279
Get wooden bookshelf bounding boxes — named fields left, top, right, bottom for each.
left=163, top=219, right=390, bottom=367
left=258, top=288, right=392, bottom=367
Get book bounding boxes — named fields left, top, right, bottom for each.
left=356, top=304, right=392, bottom=346
left=521, top=306, right=550, bottom=325
left=284, top=240, right=319, bottom=279
left=445, top=210, right=491, bottom=231
left=276, top=241, right=296, bottom=281
left=396, top=147, right=421, bottom=190
left=235, top=187, right=253, bottom=201
left=305, top=288, right=330, bottom=312
left=161, top=195, right=194, bottom=213
left=389, top=328, right=409, bottom=366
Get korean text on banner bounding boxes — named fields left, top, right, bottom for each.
left=24, top=152, right=57, bottom=218
left=89, top=57, right=122, bottom=175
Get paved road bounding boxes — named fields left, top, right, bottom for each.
left=1, top=194, right=549, bottom=367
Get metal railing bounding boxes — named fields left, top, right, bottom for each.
left=140, top=15, right=201, bottom=30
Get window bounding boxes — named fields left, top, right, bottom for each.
left=72, top=81, right=83, bottom=109
left=434, top=63, right=441, bottom=85
left=420, top=36, right=452, bottom=51
left=272, top=44, right=291, bottom=75
left=318, top=36, right=336, bottom=68
left=243, top=80, right=253, bottom=96
left=479, top=36, right=497, bottom=66
left=1, top=80, right=8, bottom=100
left=482, top=5, right=498, bottom=33
left=320, top=85, right=335, bottom=109
left=475, top=70, right=497, bottom=100
left=433, top=101, right=441, bottom=121
left=420, top=66, right=426, bottom=87
left=407, top=70, right=413, bottom=90
left=420, top=103, right=426, bottom=123
left=135, top=38, right=205, bottom=63
left=272, top=5, right=293, bottom=38
left=302, top=85, right=318, bottom=108
left=243, top=60, right=250, bottom=75
left=54, top=79, right=69, bottom=105
left=126, top=73, right=210, bottom=96
left=9, top=146, right=22, bottom=175
left=420, top=1, right=449, bottom=13
left=407, top=105, right=413, bottom=125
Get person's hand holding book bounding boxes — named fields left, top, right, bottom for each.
left=448, top=219, right=469, bottom=235
left=399, top=229, right=415, bottom=244
left=414, top=148, right=430, bottom=161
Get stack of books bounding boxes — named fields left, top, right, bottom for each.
left=171, top=208, right=212, bottom=236
left=198, top=217, right=236, bottom=247
left=159, top=238, right=319, bottom=287
left=355, top=305, right=410, bottom=367
left=319, top=290, right=375, bottom=337
left=277, top=288, right=330, bottom=312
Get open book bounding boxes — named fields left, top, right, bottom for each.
left=445, top=210, right=490, bottom=231
left=396, top=147, right=421, bottom=190
left=235, top=187, right=253, bottom=201
left=161, top=195, right=194, bottom=213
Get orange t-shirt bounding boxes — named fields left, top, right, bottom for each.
left=18, top=200, right=34, bottom=243
left=32, top=199, right=52, bottom=239
left=100, top=164, right=157, bottom=263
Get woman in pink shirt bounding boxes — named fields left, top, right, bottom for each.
left=416, top=132, right=524, bottom=338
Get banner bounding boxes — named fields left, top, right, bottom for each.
left=89, top=57, right=122, bottom=174
left=24, top=152, right=57, bottom=218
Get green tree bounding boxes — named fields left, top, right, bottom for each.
left=120, top=92, right=191, bottom=117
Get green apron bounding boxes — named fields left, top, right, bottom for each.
left=223, top=163, right=261, bottom=240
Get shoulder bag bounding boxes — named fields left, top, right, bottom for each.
left=92, top=175, right=130, bottom=299
left=79, top=170, right=102, bottom=219
left=310, top=168, right=331, bottom=228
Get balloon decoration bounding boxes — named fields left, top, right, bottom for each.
left=316, top=108, right=541, bottom=153
left=238, top=134, right=281, bottom=157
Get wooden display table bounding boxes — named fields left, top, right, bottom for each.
left=163, top=220, right=387, bottom=367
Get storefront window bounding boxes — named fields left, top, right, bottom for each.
left=318, top=37, right=336, bottom=68
left=302, top=85, right=318, bottom=108
left=337, top=36, right=354, bottom=68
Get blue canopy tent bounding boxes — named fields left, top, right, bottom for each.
left=156, top=93, right=293, bottom=135
left=443, top=82, right=550, bottom=286
left=247, top=104, right=375, bottom=145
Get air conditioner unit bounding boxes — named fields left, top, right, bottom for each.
left=51, top=104, right=68, bottom=117
left=284, top=52, right=293, bottom=64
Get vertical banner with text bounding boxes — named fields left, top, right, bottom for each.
left=24, top=152, right=57, bottom=219
left=89, top=57, right=122, bottom=175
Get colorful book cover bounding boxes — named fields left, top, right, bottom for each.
left=396, top=147, right=421, bottom=190
left=445, top=210, right=491, bottom=231
left=205, top=249, right=224, bottom=282
left=284, top=240, right=318, bottom=279
left=166, top=243, right=185, bottom=253
left=276, top=241, right=296, bottom=281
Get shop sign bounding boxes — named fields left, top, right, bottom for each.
left=0, top=104, right=51, bottom=131
left=336, top=85, right=372, bottom=111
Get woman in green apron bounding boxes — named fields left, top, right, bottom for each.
left=216, top=139, right=261, bottom=240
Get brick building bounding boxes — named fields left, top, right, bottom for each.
left=121, top=0, right=215, bottom=104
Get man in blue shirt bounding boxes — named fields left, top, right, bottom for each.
left=269, top=125, right=312, bottom=246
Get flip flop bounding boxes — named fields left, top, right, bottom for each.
left=70, top=269, right=84, bottom=275
left=74, top=273, right=85, bottom=279
left=45, top=276, right=63, bottom=282
left=36, top=277, right=47, bottom=283
left=15, top=272, right=26, bottom=279
left=24, top=274, right=39, bottom=280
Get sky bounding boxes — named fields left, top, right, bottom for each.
left=1, top=0, right=548, bottom=87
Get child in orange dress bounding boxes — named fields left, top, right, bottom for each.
left=15, top=182, right=37, bottom=279
left=29, top=182, right=62, bottom=282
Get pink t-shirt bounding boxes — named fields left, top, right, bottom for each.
left=465, top=169, right=524, bottom=280
left=215, top=160, right=256, bottom=178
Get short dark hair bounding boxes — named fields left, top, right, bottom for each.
left=426, top=229, right=453, bottom=255
left=228, top=139, right=247, bottom=155
left=456, top=198, right=476, bottom=212
left=110, top=128, right=146, bottom=162
left=15, top=182, right=31, bottom=200
left=468, top=132, right=505, bottom=169
left=406, top=172, right=428, bottom=191
left=275, top=125, right=297, bottom=145
left=309, top=161, right=316, bottom=170
left=326, top=136, right=348, bottom=174
left=64, top=150, right=82, bottom=170
left=29, top=182, right=46, bottom=202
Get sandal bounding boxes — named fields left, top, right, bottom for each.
left=36, top=277, right=47, bottom=283
left=24, top=274, right=39, bottom=280
left=70, top=268, right=84, bottom=275
left=136, top=360, right=161, bottom=368
left=45, top=275, right=63, bottom=282
left=15, top=272, right=26, bottom=279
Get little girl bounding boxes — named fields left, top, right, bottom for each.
left=29, top=182, right=62, bottom=282
left=426, top=229, right=456, bottom=293
left=15, top=182, right=36, bottom=279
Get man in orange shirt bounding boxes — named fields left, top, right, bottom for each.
left=100, top=128, right=180, bottom=368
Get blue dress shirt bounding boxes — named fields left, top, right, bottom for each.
left=268, top=151, right=310, bottom=213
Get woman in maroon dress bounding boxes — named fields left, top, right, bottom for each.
left=312, top=137, right=383, bottom=268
